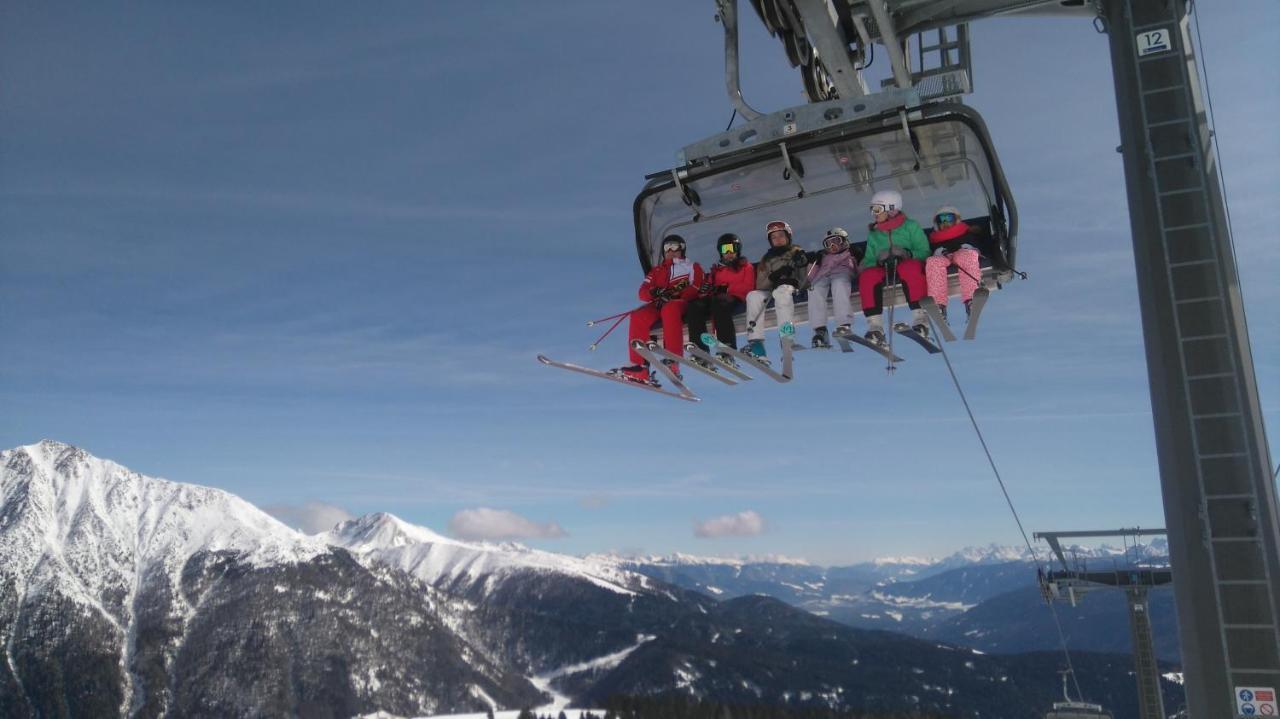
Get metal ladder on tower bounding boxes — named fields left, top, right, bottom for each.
left=1125, top=587, right=1164, bottom=719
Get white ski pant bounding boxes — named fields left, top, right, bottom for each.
left=808, top=274, right=853, bottom=329
left=745, top=286, right=796, bottom=341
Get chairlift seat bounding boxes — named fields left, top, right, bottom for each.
left=634, top=103, right=1019, bottom=343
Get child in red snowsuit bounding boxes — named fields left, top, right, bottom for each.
left=621, top=235, right=704, bottom=382
left=686, top=233, right=754, bottom=353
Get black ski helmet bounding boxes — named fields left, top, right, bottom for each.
left=716, top=233, right=742, bottom=258
left=661, top=234, right=687, bottom=257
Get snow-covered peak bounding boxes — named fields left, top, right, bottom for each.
left=870, top=555, right=938, bottom=567
left=608, top=551, right=811, bottom=567
left=938, top=543, right=1033, bottom=568
left=323, top=513, right=646, bottom=597
left=0, top=441, right=330, bottom=628
left=328, top=511, right=459, bottom=550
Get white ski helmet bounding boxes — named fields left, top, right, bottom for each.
left=765, top=219, right=793, bottom=242
left=870, top=190, right=903, bottom=215
left=823, top=227, right=850, bottom=252
left=661, top=234, right=687, bottom=255
left=933, top=206, right=962, bottom=226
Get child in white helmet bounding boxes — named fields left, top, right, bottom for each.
left=857, top=189, right=931, bottom=344
left=805, top=227, right=858, bottom=348
left=744, top=219, right=810, bottom=362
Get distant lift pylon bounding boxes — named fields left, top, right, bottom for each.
left=1036, top=528, right=1172, bottom=719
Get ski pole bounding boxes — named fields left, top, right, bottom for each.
left=588, top=312, right=630, bottom=351
left=586, top=303, right=648, bottom=327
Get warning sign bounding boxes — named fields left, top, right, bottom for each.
left=1238, top=686, right=1278, bottom=716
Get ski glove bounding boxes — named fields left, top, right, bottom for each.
left=790, top=251, right=809, bottom=268
left=768, top=269, right=796, bottom=286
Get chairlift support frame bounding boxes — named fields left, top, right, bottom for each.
left=677, top=0, right=1280, bottom=715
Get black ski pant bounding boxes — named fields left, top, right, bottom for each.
left=686, top=295, right=744, bottom=351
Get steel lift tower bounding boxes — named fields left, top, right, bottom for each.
left=731, top=0, right=1280, bottom=714
left=1102, top=1, right=1280, bottom=715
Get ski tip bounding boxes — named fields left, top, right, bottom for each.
left=536, top=354, right=554, bottom=365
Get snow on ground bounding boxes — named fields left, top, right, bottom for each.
left=415, top=635, right=657, bottom=718
left=869, top=590, right=976, bottom=612
left=412, top=706, right=606, bottom=711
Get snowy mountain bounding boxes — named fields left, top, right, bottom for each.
left=325, top=512, right=649, bottom=598
left=0, top=442, right=1182, bottom=718
left=0, top=441, right=542, bottom=717
left=620, top=542, right=1174, bottom=658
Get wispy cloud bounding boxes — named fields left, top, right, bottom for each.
left=264, top=501, right=353, bottom=534
left=448, top=507, right=566, bottom=541
left=695, top=510, right=767, bottom=538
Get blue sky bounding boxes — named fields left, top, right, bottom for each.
left=2, top=2, right=1276, bottom=564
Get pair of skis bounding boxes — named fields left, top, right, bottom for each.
left=841, top=289, right=991, bottom=363
left=920, top=289, right=989, bottom=342
left=538, top=334, right=795, bottom=402
left=643, top=334, right=794, bottom=385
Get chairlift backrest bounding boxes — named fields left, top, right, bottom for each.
left=633, top=103, right=1017, bottom=280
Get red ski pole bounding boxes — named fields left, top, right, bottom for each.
left=588, top=312, right=632, bottom=351
left=586, top=303, right=648, bottom=327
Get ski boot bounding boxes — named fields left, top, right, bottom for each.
left=938, top=304, right=949, bottom=324
left=746, top=339, right=771, bottom=366
left=660, top=358, right=683, bottom=382
left=690, top=355, right=717, bottom=372
left=811, top=326, right=830, bottom=349
left=609, top=365, right=660, bottom=387
left=964, top=298, right=973, bottom=319
left=865, top=316, right=886, bottom=346
left=911, top=308, right=930, bottom=339
left=716, top=351, right=740, bottom=369
left=833, top=324, right=853, bottom=339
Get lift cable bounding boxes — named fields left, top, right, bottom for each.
left=931, top=332, right=1085, bottom=701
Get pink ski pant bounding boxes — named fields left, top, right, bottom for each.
left=925, top=249, right=981, bottom=305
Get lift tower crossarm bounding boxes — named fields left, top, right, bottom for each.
left=1034, top=528, right=1168, bottom=571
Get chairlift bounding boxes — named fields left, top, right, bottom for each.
left=633, top=96, right=1019, bottom=340
left=1044, top=671, right=1113, bottom=719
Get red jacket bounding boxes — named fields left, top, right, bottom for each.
left=710, top=260, right=755, bottom=301
left=638, top=257, right=704, bottom=302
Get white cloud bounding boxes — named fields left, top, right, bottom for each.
left=694, top=510, right=766, bottom=538
left=580, top=494, right=610, bottom=509
left=448, top=507, right=567, bottom=541
left=265, top=501, right=354, bottom=534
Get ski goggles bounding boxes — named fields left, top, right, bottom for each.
left=717, top=243, right=738, bottom=255
left=823, top=236, right=847, bottom=250
left=765, top=221, right=789, bottom=234
left=870, top=203, right=888, bottom=214
left=662, top=242, right=684, bottom=253
left=934, top=212, right=958, bottom=224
